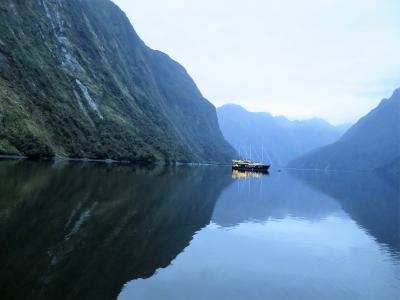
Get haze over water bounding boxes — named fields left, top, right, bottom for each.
left=0, top=160, right=399, bottom=300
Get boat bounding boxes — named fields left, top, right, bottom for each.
left=232, top=159, right=270, bottom=173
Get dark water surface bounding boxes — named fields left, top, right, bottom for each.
left=0, top=160, right=399, bottom=300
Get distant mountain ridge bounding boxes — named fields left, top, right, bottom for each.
left=217, top=104, right=347, bottom=166
left=289, top=88, right=400, bottom=171
left=0, top=0, right=235, bottom=163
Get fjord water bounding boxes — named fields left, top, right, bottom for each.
left=0, top=160, right=399, bottom=300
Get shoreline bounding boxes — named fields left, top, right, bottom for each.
left=0, top=155, right=230, bottom=167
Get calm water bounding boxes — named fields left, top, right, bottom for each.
left=0, top=160, right=399, bottom=300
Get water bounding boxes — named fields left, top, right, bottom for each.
left=0, top=160, right=399, bottom=300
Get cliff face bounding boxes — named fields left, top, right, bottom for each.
left=0, top=0, right=235, bottom=163
left=289, top=89, right=400, bottom=171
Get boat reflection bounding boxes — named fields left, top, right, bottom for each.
left=232, top=169, right=269, bottom=179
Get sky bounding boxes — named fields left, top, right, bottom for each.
left=112, top=0, right=400, bottom=124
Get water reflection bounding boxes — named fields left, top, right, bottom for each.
left=0, top=160, right=399, bottom=300
left=214, top=170, right=345, bottom=227
left=291, top=170, right=400, bottom=257
left=231, top=169, right=269, bottom=179
left=0, top=160, right=231, bottom=300
left=120, top=169, right=400, bottom=300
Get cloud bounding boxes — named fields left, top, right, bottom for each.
left=113, top=0, right=400, bottom=123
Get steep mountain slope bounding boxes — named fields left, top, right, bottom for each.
left=0, top=0, right=235, bottom=163
left=217, top=104, right=346, bottom=166
left=289, top=89, right=400, bottom=171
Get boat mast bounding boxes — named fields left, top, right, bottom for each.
left=262, top=144, right=264, bottom=163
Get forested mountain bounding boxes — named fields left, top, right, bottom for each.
left=289, top=89, right=400, bottom=171
left=217, top=104, right=347, bottom=166
left=0, top=0, right=235, bottom=163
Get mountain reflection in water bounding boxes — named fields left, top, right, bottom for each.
left=0, top=160, right=399, bottom=300
left=291, top=170, right=400, bottom=257
left=0, top=160, right=231, bottom=300
left=121, top=169, right=399, bottom=300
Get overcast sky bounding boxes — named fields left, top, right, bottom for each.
left=113, top=0, right=400, bottom=124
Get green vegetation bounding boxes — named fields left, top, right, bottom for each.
left=0, top=0, right=235, bottom=163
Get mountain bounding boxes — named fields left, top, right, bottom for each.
left=217, top=104, right=346, bottom=166
left=289, top=89, right=400, bottom=171
left=0, top=0, right=235, bottom=163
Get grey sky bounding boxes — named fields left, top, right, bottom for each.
left=113, top=0, right=400, bottom=124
